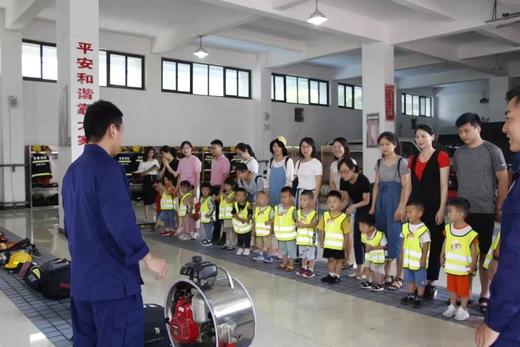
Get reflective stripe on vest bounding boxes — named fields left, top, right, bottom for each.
left=160, top=192, right=176, bottom=211
left=402, top=223, right=430, bottom=270
left=178, top=192, right=192, bottom=217
left=254, top=206, right=272, bottom=237
left=200, top=197, right=214, bottom=224
left=219, top=192, right=234, bottom=220
left=361, top=230, right=386, bottom=264
left=323, top=212, right=348, bottom=250
left=444, top=224, right=478, bottom=275
left=273, top=205, right=297, bottom=241
left=296, top=209, right=317, bottom=246
left=484, top=232, right=500, bottom=270
left=232, top=202, right=252, bottom=234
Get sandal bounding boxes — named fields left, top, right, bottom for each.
left=278, top=264, right=287, bottom=270
left=284, top=265, right=294, bottom=272
left=384, top=275, right=394, bottom=285
left=479, top=297, right=489, bottom=313
left=388, top=277, right=403, bottom=291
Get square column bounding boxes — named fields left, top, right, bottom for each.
left=488, top=76, right=509, bottom=122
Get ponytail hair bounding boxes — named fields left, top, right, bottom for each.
left=236, top=143, right=256, bottom=158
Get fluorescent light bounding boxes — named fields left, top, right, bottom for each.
left=307, top=0, right=327, bottom=25
left=193, top=36, right=209, bottom=59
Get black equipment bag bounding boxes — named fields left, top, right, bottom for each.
left=144, top=304, right=171, bottom=346
left=24, top=265, right=42, bottom=291
left=40, top=258, right=71, bottom=300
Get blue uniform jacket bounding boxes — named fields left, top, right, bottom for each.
left=486, top=170, right=520, bottom=344
left=62, top=144, right=149, bottom=301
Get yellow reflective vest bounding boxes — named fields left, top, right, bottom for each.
left=254, top=206, right=272, bottom=237
left=444, top=224, right=478, bottom=276
left=232, top=202, right=252, bottom=234
left=219, top=191, right=234, bottom=220
left=361, top=230, right=386, bottom=264
left=402, top=223, right=430, bottom=271
left=323, top=212, right=348, bottom=251
left=296, top=209, right=317, bottom=246
left=273, top=205, right=297, bottom=241
left=160, top=191, right=176, bottom=211
left=178, top=192, right=192, bottom=217
left=200, top=197, right=214, bottom=224
left=484, top=232, right=501, bottom=270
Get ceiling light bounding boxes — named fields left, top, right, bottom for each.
left=307, top=0, right=327, bottom=25
left=193, top=36, right=208, bottom=59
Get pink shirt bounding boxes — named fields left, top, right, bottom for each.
left=210, top=154, right=230, bottom=186
left=177, top=155, right=202, bottom=186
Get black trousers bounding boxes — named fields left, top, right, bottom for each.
left=237, top=232, right=251, bottom=248
left=211, top=186, right=223, bottom=242
left=422, top=197, right=444, bottom=282
left=353, top=211, right=365, bottom=265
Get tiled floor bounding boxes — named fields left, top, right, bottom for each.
left=0, top=206, right=478, bottom=347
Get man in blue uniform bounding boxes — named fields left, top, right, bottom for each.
left=62, top=100, right=167, bottom=346
left=476, top=86, right=520, bottom=346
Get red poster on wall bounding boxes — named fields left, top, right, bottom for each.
left=385, top=84, right=395, bottom=121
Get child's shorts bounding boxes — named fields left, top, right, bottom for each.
left=323, top=248, right=345, bottom=260
left=403, top=268, right=427, bottom=287
left=279, top=240, right=297, bottom=259
left=363, top=259, right=385, bottom=273
left=222, top=220, right=232, bottom=230
left=298, top=246, right=317, bottom=260
left=447, top=274, right=471, bottom=298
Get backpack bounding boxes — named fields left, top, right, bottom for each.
left=39, top=258, right=71, bottom=300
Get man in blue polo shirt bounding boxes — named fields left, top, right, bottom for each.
left=62, top=100, right=167, bottom=346
left=476, top=86, right=520, bottom=346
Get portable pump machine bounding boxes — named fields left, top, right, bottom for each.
left=165, top=256, right=256, bottom=347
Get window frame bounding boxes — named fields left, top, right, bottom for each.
left=22, top=39, right=57, bottom=83
left=401, top=92, right=433, bottom=117
left=161, top=58, right=251, bottom=99
left=271, top=73, right=329, bottom=106
left=338, top=83, right=362, bottom=110
left=101, top=50, right=145, bottom=90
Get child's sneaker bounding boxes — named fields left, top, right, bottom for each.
left=221, top=243, right=229, bottom=249
left=160, top=230, right=170, bottom=237
left=328, top=276, right=341, bottom=285
left=413, top=297, right=424, bottom=309
left=442, top=304, right=458, bottom=318
left=252, top=253, right=264, bottom=262
left=356, top=274, right=367, bottom=281
left=263, top=255, right=274, bottom=263
left=303, top=269, right=315, bottom=278
left=226, top=245, right=235, bottom=251
left=346, top=269, right=358, bottom=278
left=296, top=268, right=306, bottom=276
left=236, top=248, right=244, bottom=256
left=243, top=248, right=251, bottom=256
left=454, top=307, right=470, bottom=321
left=361, top=281, right=373, bottom=290
left=370, top=284, right=384, bottom=292
left=321, top=274, right=334, bottom=283
left=401, top=294, right=415, bottom=305
left=191, top=232, right=199, bottom=240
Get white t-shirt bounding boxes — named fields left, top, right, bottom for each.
left=296, top=158, right=323, bottom=190
left=137, top=159, right=160, bottom=175
left=242, top=157, right=259, bottom=174
left=401, top=222, right=431, bottom=244
left=265, top=157, right=295, bottom=188
left=451, top=224, right=473, bottom=236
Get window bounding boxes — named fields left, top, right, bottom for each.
left=271, top=74, right=328, bottom=106
left=338, top=83, right=362, bottom=110
left=22, top=40, right=57, bottom=82
left=100, top=50, right=144, bottom=89
left=161, top=59, right=250, bottom=99
left=401, top=93, right=432, bottom=117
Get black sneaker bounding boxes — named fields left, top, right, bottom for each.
left=370, top=284, right=384, bottom=292
left=321, top=274, right=334, bottom=283
left=413, top=297, right=424, bottom=309
left=361, top=281, right=373, bottom=290
left=329, top=276, right=341, bottom=285
left=401, top=294, right=415, bottom=305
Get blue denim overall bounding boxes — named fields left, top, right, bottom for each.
left=375, top=181, right=402, bottom=259
left=269, top=161, right=287, bottom=206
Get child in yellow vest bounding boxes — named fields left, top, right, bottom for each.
left=358, top=213, right=387, bottom=292
left=441, top=198, right=478, bottom=321
left=296, top=190, right=318, bottom=278
left=232, top=188, right=253, bottom=256
left=318, top=190, right=352, bottom=285
left=252, top=191, right=275, bottom=263
left=200, top=182, right=216, bottom=247
left=274, top=187, right=298, bottom=272
left=177, top=180, right=194, bottom=241
left=219, top=178, right=236, bottom=250
left=158, top=174, right=178, bottom=237
left=400, top=200, right=431, bottom=308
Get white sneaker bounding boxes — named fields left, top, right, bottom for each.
left=243, top=248, right=251, bottom=256
left=454, top=307, right=470, bottom=321
left=236, top=248, right=244, bottom=256
left=442, top=304, right=458, bottom=318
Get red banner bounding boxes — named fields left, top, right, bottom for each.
left=385, top=84, right=395, bottom=121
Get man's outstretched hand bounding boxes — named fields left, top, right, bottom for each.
left=143, top=253, right=168, bottom=280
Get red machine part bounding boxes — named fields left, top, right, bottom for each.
left=170, top=296, right=200, bottom=344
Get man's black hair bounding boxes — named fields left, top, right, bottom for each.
left=506, top=85, right=520, bottom=106
left=406, top=199, right=425, bottom=212
left=455, top=112, right=481, bottom=128
left=236, top=187, right=247, bottom=194
left=300, top=189, right=314, bottom=199
left=357, top=213, right=375, bottom=227
left=211, top=139, right=224, bottom=147
left=447, top=198, right=471, bottom=217
left=84, top=100, right=123, bottom=142
left=280, top=186, right=294, bottom=195
left=200, top=182, right=211, bottom=190
left=326, top=190, right=342, bottom=200
left=224, top=177, right=236, bottom=187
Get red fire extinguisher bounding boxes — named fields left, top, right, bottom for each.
left=170, top=297, right=200, bottom=343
